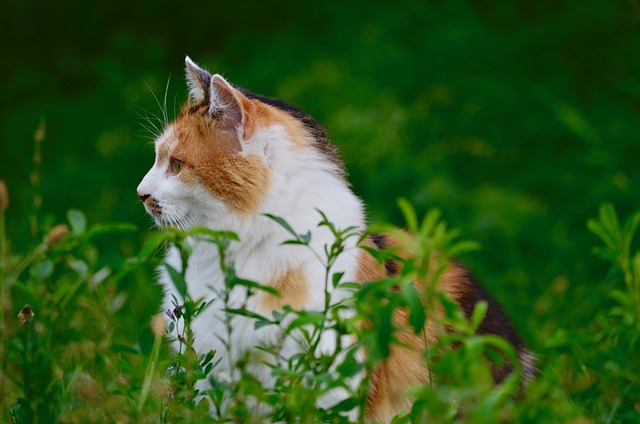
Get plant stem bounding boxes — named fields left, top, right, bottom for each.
left=0, top=209, right=6, bottom=404
left=137, top=332, right=163, bottom=414
left=30, top=121, right=45, bottom=239
left=22, top=312, right=35, bottom=422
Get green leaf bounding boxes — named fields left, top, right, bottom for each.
left=186, top=226, right=239, bottom=242
left=117, top=358, right=136, bottom=374
left=587, top=220, right=616, bottom=253
left=300, top=230, right=312, bottom=244
left=485, top=346, right=505, bottom=367
left=390, top=412, right=411, bottom=424
left=397, top=198, right=418, bottom=232
left=600, top=204, right=621, bottom=237
left=287, top=311, right=325, bottom=330
left=140, top=232, right=168, bottom=258
left=339, top=282, right=360, bottom=291
left=30, top=260, right=54, bottom=280
left=254, top=319, right=275, bottom=329
left=112, top=343, right=140, bottom=355
left=225, top=308, right=268, bottom=322
left=282, top=239, right=310, bottom=246
left=68, top=258, right=89, bottom=277
left=332, top=271, right=345, bottom=288
left=420, top=209, right=442, bottom=239
left=447, top=240, right=482, bottom=257
left=482, top=335, right=518, bottom=364
left=331, top=396, right=359, bottom=412
left=336, top=350, right=364, bottom=377
left=194, top=299, right=210, bottom=317
left=164, top=263, right=187, bottom=300
left=375, top=303, right=394, bottom=360
left=67, top=209, right=87, bottom=234
left=608, top=289, right=629, bottom=306
left=9, top=398, right=28, bottom=424
left=86, top=223, right=137, bottom=238
left=400, top=283, right=426, bottom=333
left=138, top=328, right=154, bottom=356
left=229, top=277, right=280, bottom=296
left=470, top=301, right=488, bottom=333
left=200, top=349, right=216, bottom=367
left=272, top=309, right=289, bottom=323
left=264, top=213, right=298, bottom=238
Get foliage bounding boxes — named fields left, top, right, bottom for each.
left=2, top=186, right=640, bottom=421
left=2, top=0, right=640, bottom=421
left=3, top=0, right=640, bottom=347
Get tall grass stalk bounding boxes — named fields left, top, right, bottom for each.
left=30, top=122, right=45, bottom=239
left=0, top=180, right=8, bottom=410
left=137, top=315, right=166, bottom=414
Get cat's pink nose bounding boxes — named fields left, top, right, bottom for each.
left=138, top=192, right=150, bottom=202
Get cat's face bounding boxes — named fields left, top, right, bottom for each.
left=138, top=57, right=345, bottom=231
left=137, top=58, right=274, bottom=229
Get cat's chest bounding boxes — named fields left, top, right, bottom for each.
left=159, top=244, right=283, bottom=359
left=162, top=244, right=224, bottom=301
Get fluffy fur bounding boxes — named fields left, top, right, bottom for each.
left=137, top=57, right=535, bottom=421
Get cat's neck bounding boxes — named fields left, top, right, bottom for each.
left=189, top=156, right=366, bottom=287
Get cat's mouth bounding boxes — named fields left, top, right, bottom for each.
left=142, top=196, right=161, bottom=214
left=148, top=206, right=194, bottom=230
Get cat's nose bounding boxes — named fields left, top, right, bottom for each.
left=138, top=192, right=150, bottom=202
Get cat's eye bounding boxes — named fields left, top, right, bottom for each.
left=172, top=159, right=183, bottom=174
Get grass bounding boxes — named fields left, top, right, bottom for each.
left=1, top=158, right=639, bottom=422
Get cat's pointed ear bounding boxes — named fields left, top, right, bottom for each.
left=185, top=56, right=212, bottom=102
left=210, top=74, right=257, bottom=141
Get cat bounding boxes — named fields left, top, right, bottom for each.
left=136, top=56, right=536, bottom=422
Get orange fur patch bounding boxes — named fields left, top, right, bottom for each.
left=258, top=268, right=309, bottom=313
left=355, top=236, right=389, bottom=283
left=257, top=104, right=311, bottom=149
left=170, top=112, right=272, bottom=215
left=355, top=234, right=470, bottom=421
left=164, top=92, right=309, bottom=217
left=237, top=96, right=311, bottom=149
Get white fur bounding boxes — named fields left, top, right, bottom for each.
left=137, top=100, right=366, bottom=417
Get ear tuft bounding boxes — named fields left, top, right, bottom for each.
left=185, top=56, right=212, bottom=102
left=209, top=75, right=238, bottom=113
left=209, top=75, right=256, bottom=141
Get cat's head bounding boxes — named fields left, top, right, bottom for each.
left=137, top=57, right=344, bottom=230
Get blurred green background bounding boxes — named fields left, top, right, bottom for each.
left=2, top=0, right=639, bottom=354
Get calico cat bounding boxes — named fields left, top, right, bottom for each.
left=137, top=57, right=536, bottom=421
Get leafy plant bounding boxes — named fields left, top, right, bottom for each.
left=3, top=192, right=640, bottom=422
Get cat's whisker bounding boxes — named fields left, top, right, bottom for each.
left=138, top=124, right=161, bottom=141
left=135, top=113, right=164, bottom=140
left=162, top=75, right=171, bottom=127
left=134, top=105, right=165, bottom=127
left=138, top=114, right=162, bottom=130
left=142, top=79, right=170, bottom=129
left=134, top=102, right=168, bottom=143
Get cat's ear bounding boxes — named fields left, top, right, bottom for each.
left=209, top=74, right=257, bottom=141
left=185, top=56, right=212, bottom=103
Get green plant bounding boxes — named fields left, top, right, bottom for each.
left=583, top=204, right=640, bottom=422
left=3, top=194, right=640, bottom=422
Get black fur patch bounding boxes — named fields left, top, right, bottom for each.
left=191, top=67, right=214, bottom=102
left=369, top=233, right=399, bottom=276
left=453, top=262, right=527, bottom=382
left=235, top=86, right=346, bottom=179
